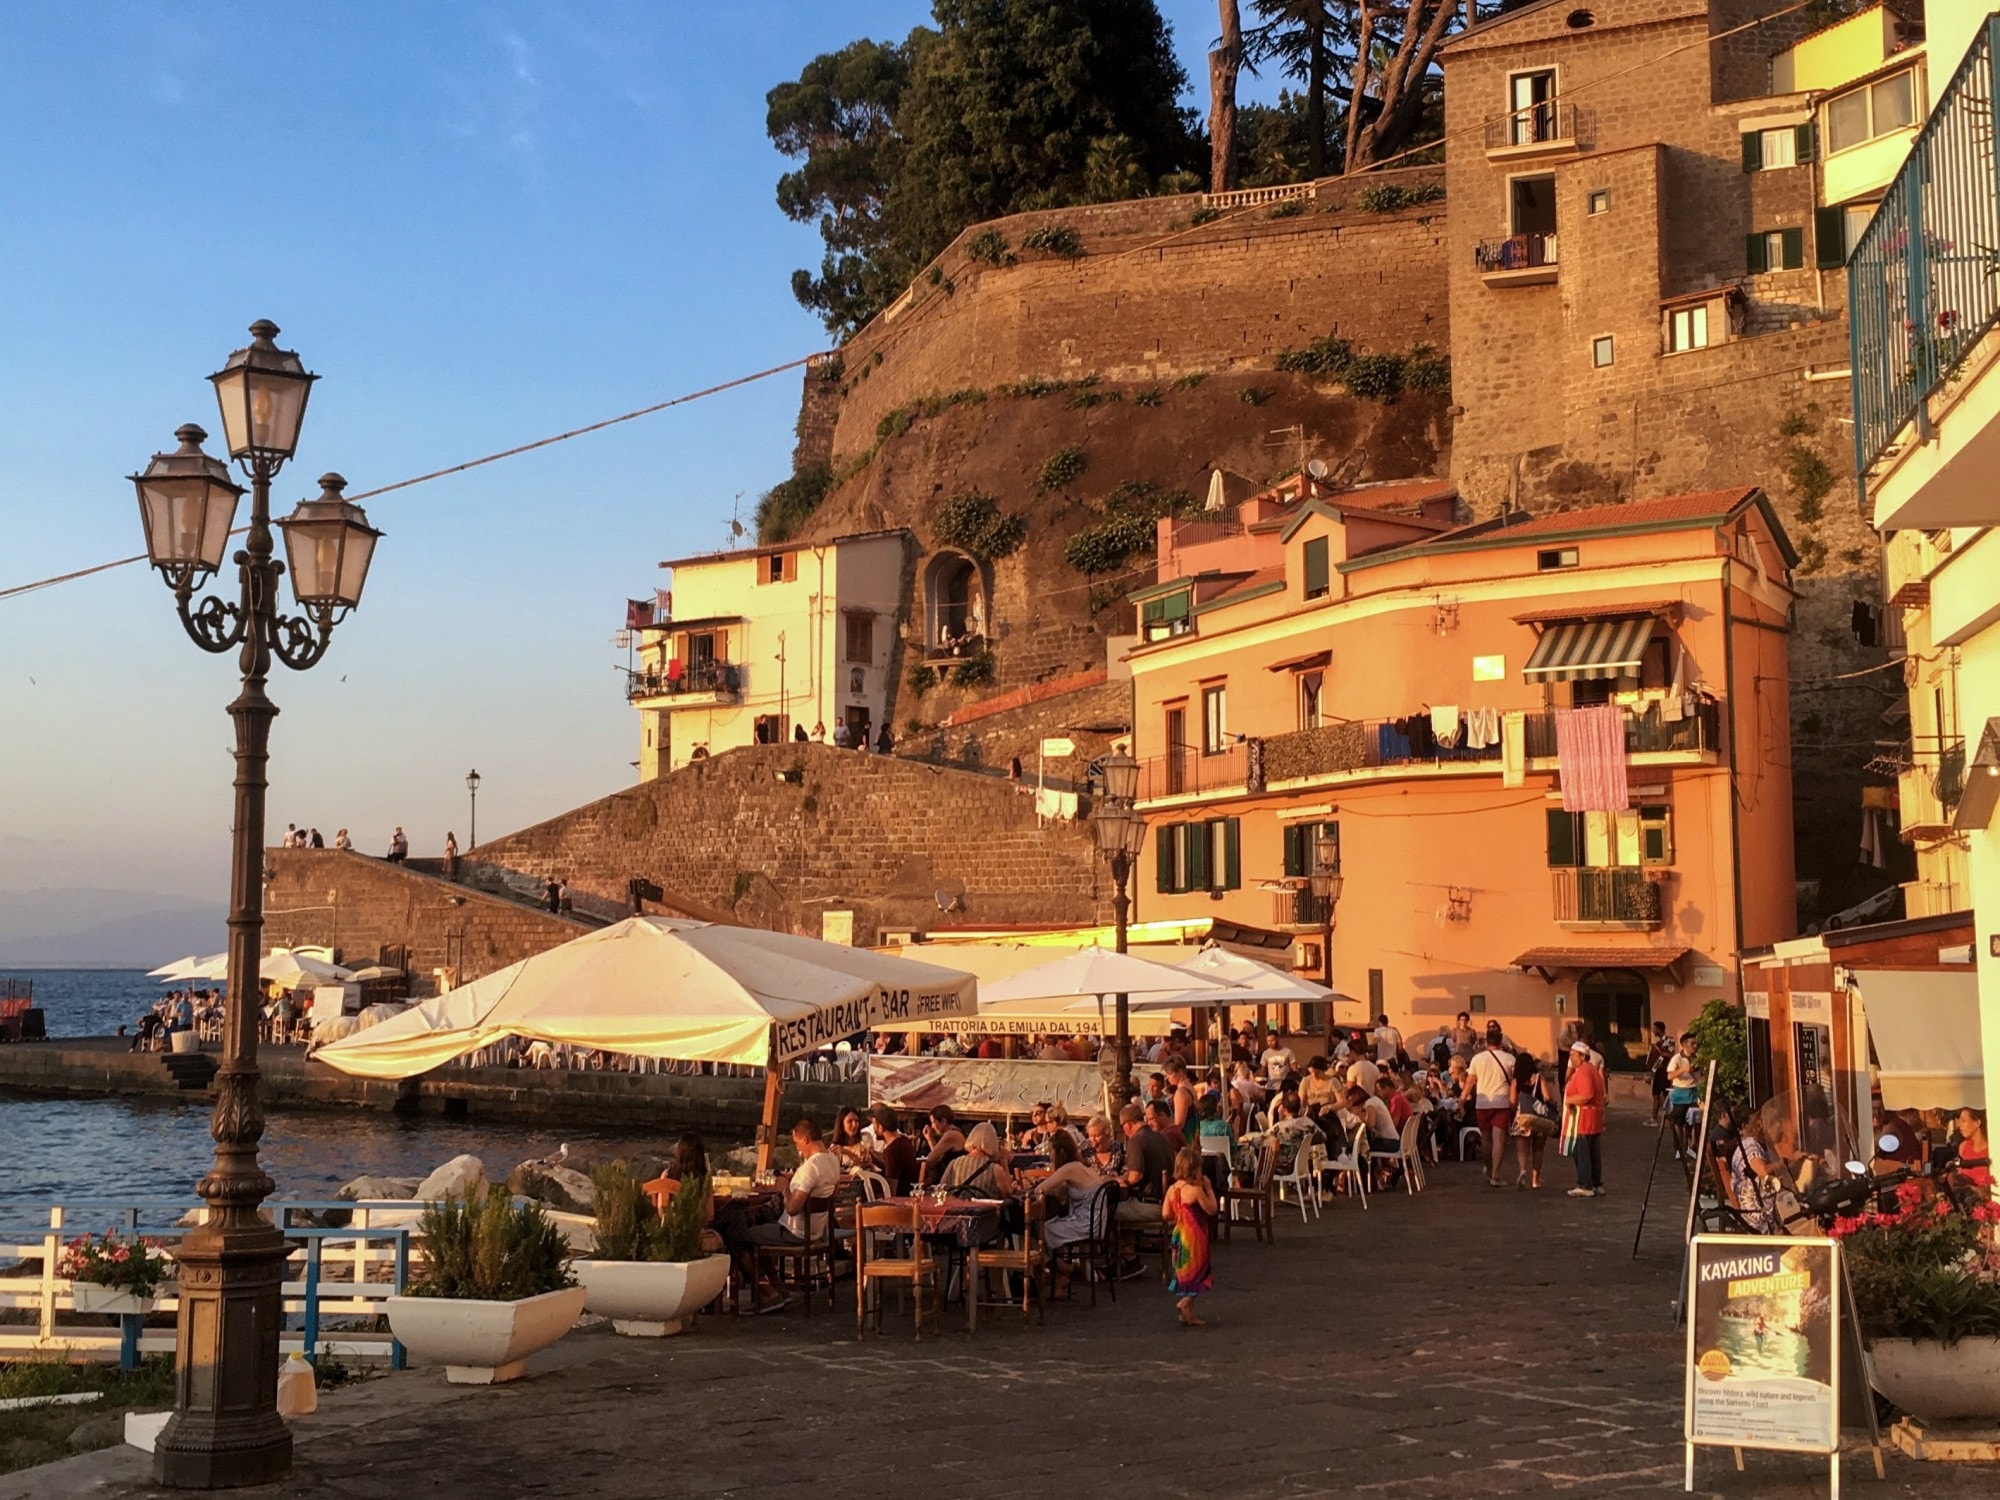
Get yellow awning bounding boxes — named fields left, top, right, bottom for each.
left=1849, top=968, right=1985, bottom=1111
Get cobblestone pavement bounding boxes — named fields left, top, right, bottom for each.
left=15, top=1116, right=1995, bottom=1500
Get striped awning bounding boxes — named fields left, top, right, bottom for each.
left=1522, top=615, right=1656, bottom=682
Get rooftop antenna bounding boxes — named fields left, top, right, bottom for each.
left=728, top=491, right=746, bottom=546
left=1264, top=424, right=1309, bottom=479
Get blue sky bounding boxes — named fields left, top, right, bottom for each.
left=0, top=2, right=1276, bottom=909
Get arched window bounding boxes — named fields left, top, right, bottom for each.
left=923, top=551, right=986, bottom=656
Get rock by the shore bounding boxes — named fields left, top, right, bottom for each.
left=337, top=1175, right=422, bottom=1203
left=505, top=1161, right=596, bottom=1213
left=415, top=1154, right=486, bottom=1203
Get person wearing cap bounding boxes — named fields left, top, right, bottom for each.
left=1562, top=1039, right=1607, bottom=1197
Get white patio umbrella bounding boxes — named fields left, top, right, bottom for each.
left=162, top=952, right=229, bottom=983
left=976, top=946, right=1231, bottom=1007
left=147, top=955, right=201, bottom=981
left=314, top=916, right=978, bottom=1168
left=260, top=952, right=354, bottom=988
left=1110, top=947, right=1354, bottom=1014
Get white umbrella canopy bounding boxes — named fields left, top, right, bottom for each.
left=261, top=952, right=354, bottom=987
left=148, top=955, right=201, bottom=981
left=978, top=945, right=1239, bottom=1006
left=163, top=953, right=229, bottom=983
left=313, top=916, right=977, bottom=1080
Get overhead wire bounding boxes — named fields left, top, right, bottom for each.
left=0, top=352, right=822, bottom=606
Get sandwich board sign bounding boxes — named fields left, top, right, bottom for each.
left=1684, top=1234, right=1842, bottom=1493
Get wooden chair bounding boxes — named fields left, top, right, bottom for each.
left=1220, top=1138, right=1277, bottom=1244
left=971, top=1196, right=1046, bottom=1325
left=855, top=1201, right=938, bottom=1340
left=1049, top=1183, right=1118, bottom=1307
left=755, top=1194, right=840, bottom=1315
left=641, top=1175, right=678, bottom=1215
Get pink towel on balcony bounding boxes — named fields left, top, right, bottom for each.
left=1555, top=703, right=1628, bottom=813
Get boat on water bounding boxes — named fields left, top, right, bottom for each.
left=0, top=978, right=45, bottom=1042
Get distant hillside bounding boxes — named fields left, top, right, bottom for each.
left=0, top=887, right=225, bottom=969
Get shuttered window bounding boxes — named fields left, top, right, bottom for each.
left=1302, top=536, right=1330, bottom=600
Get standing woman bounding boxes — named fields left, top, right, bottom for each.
left=1161, top=1146, right=1217, bottom=1328
left=1562, top=1040, right=1607, bottom=1197
left=1511, top=1051, right=1558, bottom=1188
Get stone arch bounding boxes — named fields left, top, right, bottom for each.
left=922, top=549, right=988, bottom=655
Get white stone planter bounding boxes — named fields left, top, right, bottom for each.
left=574, top=1255, right=731, bottom=1336
left=385, top=1286, right=586, bottom=1384
left=1868, top=1336, right=2000, bottom=1421
left=70, top=1284, right=158, bottom=1316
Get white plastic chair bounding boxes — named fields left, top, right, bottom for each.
left=1325, top=1125, right=1370, bottom=1210
left=1271, top=1132, right=1320, bottom=1221
left=1457, top=1124, right=1484, bottom=1161
left=851, top=1168, right=891, bottom=1202
left=1387, top=1115, right=1426, bottom=1194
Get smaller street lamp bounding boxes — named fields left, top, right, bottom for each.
left=277, top=474, right=380, bottom=613
left=1093, top=748, right=1146, bottom=1107
left=133, top=425, right=244, bottom=595
left=466, top=769, right=482, bottom=849
left=1309, top=831, right=1344, bottom=1038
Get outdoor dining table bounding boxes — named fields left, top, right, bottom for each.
left=879, top=1195, right=1007, bottom=1332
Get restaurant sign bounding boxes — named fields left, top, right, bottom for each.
left=771, top=981, right=976, bottom=1062
left=1684, top=1235, right=1839, bottom=1458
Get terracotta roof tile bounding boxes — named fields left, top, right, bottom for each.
left=1461, top=489, right=1758, bottom=544
left=1512, top=946, right=1692, bottom=972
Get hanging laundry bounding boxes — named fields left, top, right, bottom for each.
left=1431, top=704, right=1462, bottom=748
left=1851, top=600, right=1879, bottom=648
left=1465, top=706, right=1500, bottom=750
left=1860, top=784, right=1897, bottom=811
left=1858, top=805, right=1889, bottom=869
left=1406, top=713, right=1435, bottom=757
left=1555, top=703, right=1629, bottom=813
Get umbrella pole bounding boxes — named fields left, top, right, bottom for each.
left=756, top=1061, right=785, bottom=1176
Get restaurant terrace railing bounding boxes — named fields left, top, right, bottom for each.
left=1851, top=15, right=2000, bottom=474
left=625, top=658, right=740, bottom=702
left=1521, top=699, right=1720, bottom=759
left=1552, top=868, right=1663, bottom=927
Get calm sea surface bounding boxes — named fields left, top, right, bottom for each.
left=0, top=969, right=703, bottom=1207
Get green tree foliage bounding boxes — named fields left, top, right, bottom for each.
left=1061, top=478, right=1200, bottom=574
left=754, top=462, right=833, bottom=544
left=932, top=489, right=1026, bottom=559
left=768, top=1, right=1197, bottom=335
left=1686, top=999, right=1750, bottom=1109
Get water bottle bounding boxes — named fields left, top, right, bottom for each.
left=276, top=1353, right=318, bottom=1417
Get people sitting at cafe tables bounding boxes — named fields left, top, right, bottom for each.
left=1044, top=1102, right=1085, bottom=1152
left=1343, top=1085, right=1401, bottom=1160
left=739, top=1117, right=844, bottom=1312
left=938, top=1121, right=1015, bottom=1198
left=870, top=1106, right=919, bottom=1195
left=828, top=1106, right=872, bottom=1168
left=1344, top=1046, right=1382, bottom=1099
left=1949, top=1106, right=1991, bottom=1190
left=1229, top=1061, right=1266, bottom=1108
left=1164, top=1062, right=1200, bottom=1142
left=1300, top=1056, right=1342, bottom=1124
left=1115, top=1102, right=1178, bottom=1228
left=1037, top=1130, right=1107, bottom=1295
left=1726, top=1103, right=1795, bottom=1232
left=1377, top=1074, right=1413, bottom=1134
left=1083, top=1113, right=1123, bottom=1175
left=1270, top=1091, right=1324, bottom=1144
left=1260, top=1033, right=1297, bottom=1088
left=918, top=1105, right=967, bottom=1186
left=1224, top=1085, right=1250, bottom=1140
left=659, top=1133, right=725, bottom=1255
left=1194, top=1093, right=1232, bottom=1151
left=975, top=1034, right=1005, bottom=1060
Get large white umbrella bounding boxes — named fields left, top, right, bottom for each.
left=868, top=943, right=1183, bottom=1037
left=161, top=952, right=229, bottom=983
left=314, top=915, right=977, bottom=1080
left=148, top=955, right=201, bottom=981
left=260, top=952, right=354, bottom=988
left=976, top=946, right=1231, bottom=1007
left=1108, top=947, right=1357, bottom=1015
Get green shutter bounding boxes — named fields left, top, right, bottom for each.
left=1141, top=597, right=1165, bottom=626
left=1795, top=123, right=1816, bottom=164
left=1161, top=590, right=1189, bottom=622
left=1746, top=233, right=1768, bottom=274
left=1546, top=808, right=1580, bottom=867
left=1221, top=818, right=1241, bottom=891
left=1741, top=132, right=1762, bottom=172
left=1283, top=823, right=1306, bottom=878
left=1156, top=824, right=1176, bottom=892
left=1186, top=823, right=1209, bottom=890
left=1781, top=228, right=1804, bottom=270
left=1814, top=206, right=1847, bottom=269
left=1303, top=537, right=1330, bottom=598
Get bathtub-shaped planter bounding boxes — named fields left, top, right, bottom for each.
left=573, top=1255, right=731, bottom=1336
left=385, top=1285, right=587, bottom=1383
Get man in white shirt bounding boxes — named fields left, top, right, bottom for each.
left=1462, top=1023, right=1519, bottom=1187
left=1372, top=1014, right=1403, bottom=1064
left=742, top=1117, right=844, bottom=1312
left=1261, top=1037, right=1296, bottom=1086
left=1344, top=1052, right=1381, bottom=1098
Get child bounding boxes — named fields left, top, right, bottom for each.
left=1161, top=1146, right=1217, bottom=1327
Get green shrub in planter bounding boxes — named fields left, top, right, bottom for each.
left=589, top=1165, right=709, bottom=1263
left=412, top=1188, right=574, bottom=1299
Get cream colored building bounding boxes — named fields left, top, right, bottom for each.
left=1852, top=9, right=2000, bottom=1123
left=629, top=529, right=909, bottom=778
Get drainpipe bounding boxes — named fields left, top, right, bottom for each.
left=813, top=545, right=829, bottom=733
left=1722, top=559, right=1748, bottom=1010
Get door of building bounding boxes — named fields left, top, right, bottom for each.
left=1577, top=969, right=1651, bottom=1070
left=844, top=705, right=871, bottom=747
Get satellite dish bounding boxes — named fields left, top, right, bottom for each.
left=1307, top=458, right=1330, bottom=480
left=730, top=518, right=745, bottom=538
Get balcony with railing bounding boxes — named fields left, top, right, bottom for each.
left=1474, top=232, right=1559, bottom=286
left=1258, top=717, right=1503, bottom=789
left=1269, top=885, right=1333, bottom=930
left=1897, top=738, right=1965, bottom=837
left=1522, top=699, right=1721, bottom=762
left=626, top=658, right=741, bottom=706
left=1851, top=16, right=2000, bottom=530
left=1552, top=868, right=1664, bottom=930
left=1482, top=100, right=1585, bottom=159
left=1135, top=741, right=1250, bottom=804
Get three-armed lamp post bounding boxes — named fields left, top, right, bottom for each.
left=466, top=768, right=482, bottom=849
left=1310, top=831, right=1344, bottom=1040
left=132, top=321, right=380, bottom=1489
left=1093, top=748, right=1146, bottom=1107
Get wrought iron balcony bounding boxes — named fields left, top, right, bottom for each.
left=1482, top=100, right=1584, bottom=156
left=1522, top=699, right=1721, bottom=760
left=1269, top=886, right=1333, bottom=929
left=1474, top=232, right=1559, bottom=284
left=1135, top=741, right=1250, bottom=803
left=1552, top=868, right=1663, bottom=928
left=1851, top=17, right=2000, bottom=475
left=625, top=659, right=740, bottom=703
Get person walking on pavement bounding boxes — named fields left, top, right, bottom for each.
left=1462, top=1023, right=1517, bottom=1187
left=1644, top=1021, right=1673, bottom=1128
left=1563, top=1040, right=1607, bottom=1196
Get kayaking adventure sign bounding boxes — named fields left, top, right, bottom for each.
left=1684, top=1234, right=1842, bottom=1490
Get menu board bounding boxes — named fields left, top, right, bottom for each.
left=1685, top=1235, right=1839, bottom=1455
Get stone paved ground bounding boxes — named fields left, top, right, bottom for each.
left=10, top=1116, right=1995, bottom=1500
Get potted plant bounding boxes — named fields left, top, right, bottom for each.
left=1834, top=1185, right=2000, bottom=1420
left=385, top=1187, right=584, bottom=1384
left=572, top=1165, right=731, bottom=1337
left=59, top=1232, right=176, bottom=1315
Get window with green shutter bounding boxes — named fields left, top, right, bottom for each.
left=1780, top=228, right=1804, bottom=269
left=1217, top=818, right=1241, bottom=891
left=1546, top=808, right=1582, bottom=867
left=1185, top=823, right=1210, bottom=891
left=1814, top=206, right=1846, bottom=269
left=1740, top=131, right=1761, bottom=172
left=1302, top=536, right=1330, bottom=600
left=1140, top=590, right=1191, bottom=642
left=1156, top=823, right=1179, bottom=893
left=1745, top=233, right=1768, bottom=274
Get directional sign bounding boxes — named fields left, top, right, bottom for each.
left=1039, top=737, right=1076, bottom=757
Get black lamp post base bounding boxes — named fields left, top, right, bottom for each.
left=152, top=1425, right=293, bottom=1490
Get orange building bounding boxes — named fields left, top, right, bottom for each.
left=1125, top=480, right=1798, bottom=1066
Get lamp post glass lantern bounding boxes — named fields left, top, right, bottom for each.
left=466, top=769, right=481, bottom=850
left=131, top=322, right=376, bottom=1490
left=1094, top=750, right=1145, bottom=1106
left=1309, top=833, right=1343, bottom=1020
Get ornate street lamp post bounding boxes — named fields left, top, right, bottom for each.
left=133, top=321, right=380, bottom=1489
left=1310, top=831, right=1344, bottom=1045
left=1093, top=749, right=1146, bottom=1107
left=466, top=768, right=481, bottom=849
